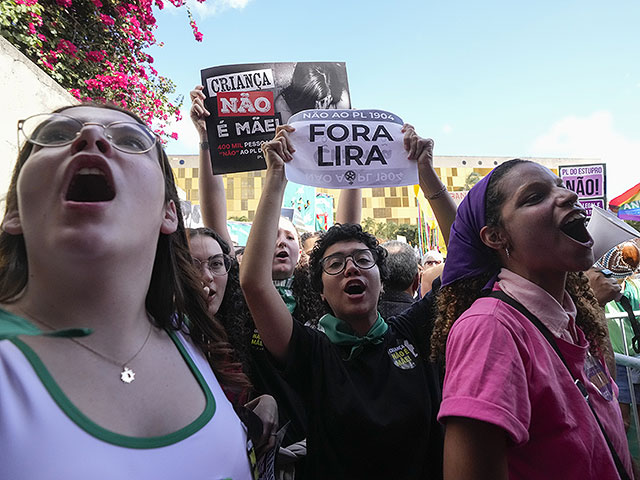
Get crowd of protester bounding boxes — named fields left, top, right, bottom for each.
left=0, top=92, right=639, bottom=480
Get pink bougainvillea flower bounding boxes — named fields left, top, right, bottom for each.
left=8, top=0, right=196, bottom=141
left=56, top=38, right=77, bottom=56
left=99, top=13, right=115, bottom=25
left=86, top=50, right=105, bottom=62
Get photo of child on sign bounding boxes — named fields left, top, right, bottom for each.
left=200, top=62, right=350, bottom=174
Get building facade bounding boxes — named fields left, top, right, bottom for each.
left=169, top=153, right=596, bottom=226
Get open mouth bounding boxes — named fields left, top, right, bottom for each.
left=66, top=167, right=115, bottom=202
left=203, top=286, right=215, bottom=300
left=344, top=280, right=365, bottom=295
left=560, top=213, right=591, bottom=243
left=275, top=251, right=289, bottom=259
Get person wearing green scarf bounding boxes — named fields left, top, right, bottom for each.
left=319, top=311, right=389, bottom=360
left=241, top=124, right=452, bottom=480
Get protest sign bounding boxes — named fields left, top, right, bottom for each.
left=579, top=198, right=606, bottom=217
left=285, top=109, right=419, bottom=189
left=559, top=163, right=606, bottom=218
left=559, top=164, right=606, bottom=198
left=200, top=62, right=350, bottom=174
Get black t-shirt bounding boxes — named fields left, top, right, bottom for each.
left=378, top=289, right=416, bottom=320
left=281, top=293, right=444, bottom=480
left=249, top=326, right=308, bottom=447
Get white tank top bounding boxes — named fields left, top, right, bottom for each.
left=0, top=325, right=254, bottom=480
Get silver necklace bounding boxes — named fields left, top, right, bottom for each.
left=28, top=313, right=153, bottom=384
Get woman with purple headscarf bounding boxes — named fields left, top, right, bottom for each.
left=431, top=159, right=633, bottom=479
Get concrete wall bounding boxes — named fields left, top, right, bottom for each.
left=0, top=36, right=76, bottom=203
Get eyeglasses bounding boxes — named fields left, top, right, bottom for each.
left=320, top=248, right=378, bottom=275
left=18, top=113, right=158, bottom=154
left=192, top=254, right=232, bottom=276
left=423, top=260, right=442, bottom=266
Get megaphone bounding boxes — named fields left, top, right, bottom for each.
left=587, top=206, right=640, bottom=263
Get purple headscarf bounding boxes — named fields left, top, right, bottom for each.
left=441, top=169, right=498, bottom=287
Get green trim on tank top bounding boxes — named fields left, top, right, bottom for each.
left=10, top=329, right=216, bottom=449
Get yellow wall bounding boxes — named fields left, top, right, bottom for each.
left=169, top=154, right=595, bottom=225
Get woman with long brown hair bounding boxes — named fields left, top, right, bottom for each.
left=0, top=104, right=254, bottom=478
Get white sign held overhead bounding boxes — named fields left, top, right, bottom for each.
left=286, top=109, right=419, bottom=189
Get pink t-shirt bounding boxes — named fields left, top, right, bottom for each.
left=438, top=272, right=633, bottom=479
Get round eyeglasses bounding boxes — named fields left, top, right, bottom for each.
left=192, top=254, right=232, bottom=276
left=320, top=248, right=378, bottom=275
left=18, top=113, right=158, bottom=154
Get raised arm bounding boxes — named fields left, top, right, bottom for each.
left=336, top=189, right=362, bottom=225
left=190, top=85, right=235, bottom=252
left=239, top=126, right=296, bottom=361
left=403, top=124, right=457, bottom=246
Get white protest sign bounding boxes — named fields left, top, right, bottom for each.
left=285, top=109, right=418, bottom=188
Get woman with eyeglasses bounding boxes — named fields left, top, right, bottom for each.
left=0, top=104, right=256, bottom=479
left=240, top=124, right=456, bottom=479
left=190, top=85, right=354, bottom=455
left=186, top=227, right=253, bottom=400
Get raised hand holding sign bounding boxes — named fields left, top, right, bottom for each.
left=285, top=109, right=420, bottom=188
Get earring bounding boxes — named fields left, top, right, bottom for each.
left=505, top=247, right=511, bottom=259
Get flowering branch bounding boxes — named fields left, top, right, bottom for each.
left=1, top=0, right=206, bottom=140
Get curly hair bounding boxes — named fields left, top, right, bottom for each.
left=565, top=271, right=609, bottom=356
left=431, top=272, right=609, bottom=362
left=431, top=158, right=609, bottom=363
left=291, top=262, right=327, bottom=326
left=308, top=223, right=388, bottom=317
left=430, top=273, right=493, bottom=362
left=187, top=228, right=253, bottom=376
left=0, top=103, right=250, bottom=398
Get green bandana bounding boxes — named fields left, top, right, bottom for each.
left=273, top=276, right=297, bottom=314
left=0, top=309, right=92, bottom=341
left=319, top=312, right=388, bottom=360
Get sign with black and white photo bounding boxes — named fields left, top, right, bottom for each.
left=285, top=109, right=419, bottom=188
left=200, top=62, right=350, bottom=174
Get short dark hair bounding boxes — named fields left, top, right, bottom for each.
left=309, top=223, right=388, bottom=293
left=300, top=231, right=322, bottom=245
left=381, top=240, right=419, bottom=291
